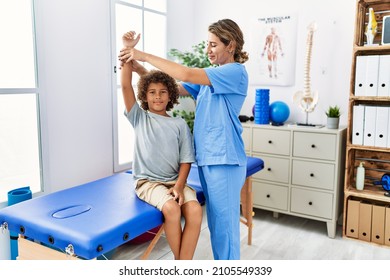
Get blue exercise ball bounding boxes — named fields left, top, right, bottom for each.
left=269, top=101, right=290, bottom=125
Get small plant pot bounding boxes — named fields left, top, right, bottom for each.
left=327, top=117, right=339, bottom=129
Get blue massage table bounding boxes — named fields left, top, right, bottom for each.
left=0, top=156, right=263, bottom=260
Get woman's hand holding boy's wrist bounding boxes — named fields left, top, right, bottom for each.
left=118, top=47, right=146, bottom=63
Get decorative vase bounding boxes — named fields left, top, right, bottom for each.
left=327, top=117, right=339, bottom=129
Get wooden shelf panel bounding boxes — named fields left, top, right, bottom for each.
left=346, top=144, right=390, bottom=152
left=354, top=45, right=390, bottom=52
left=349, top=96, right=390, bottom=102
left=345, top=187, right=390, bottom=203
left=363, top=0, right=390, bottom=4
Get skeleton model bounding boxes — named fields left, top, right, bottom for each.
left=293, top=22, right=318, bottom=124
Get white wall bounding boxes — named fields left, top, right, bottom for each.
left=169, top=0, right=356, bottom=126
left=167, top=0, right=196, bottom=52
left=35, top=0, right=113, bottom=193
left=34, top=0, right=356, bottom=193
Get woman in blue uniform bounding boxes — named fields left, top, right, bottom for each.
left=119, top=19, right=249, bottom=260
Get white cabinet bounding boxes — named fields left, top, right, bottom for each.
left=242, top=123, right=346, bottom=238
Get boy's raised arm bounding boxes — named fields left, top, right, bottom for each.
left=120, top=62, right=136, bottom=113
left=120, top=31, right=141, bottom=113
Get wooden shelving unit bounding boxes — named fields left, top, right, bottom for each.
left=343, top=0, right=390, bottom=246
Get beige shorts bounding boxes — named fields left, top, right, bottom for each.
left=135, top=179, right=198, bottom=211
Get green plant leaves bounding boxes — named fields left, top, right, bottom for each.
left=168, top=41, right=213, bottom=68
left=172, top=110, right=195, bottom=133
left=326, top=105, right=341, bottom=118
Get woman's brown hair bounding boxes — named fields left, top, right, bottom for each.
left=208, top=19, right=249, bottom=64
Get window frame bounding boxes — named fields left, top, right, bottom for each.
left=110, top=0, right=167, bottom=172
left=0, top=0, right=43, bottom=206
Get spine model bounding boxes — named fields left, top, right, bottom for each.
left=293, top=22, right=319, bottom=113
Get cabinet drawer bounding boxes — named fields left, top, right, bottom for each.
left=291, top=160, right=335, bottom=190
left=293, top=132, right=336, bottom=160
left=253, top=155, right=290, bottom=184
left=290, top=187, right=333, bottom=219
left=252, top=128, right=290, bottom=156
left=253, top=181, right=288, bottom=211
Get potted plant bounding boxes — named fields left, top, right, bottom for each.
left=325, top=105, right=341, bottom=129
left=168, top=41, right=214, bottom=133
left=168, top=41, right=212, bottom=68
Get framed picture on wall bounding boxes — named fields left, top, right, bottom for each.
left=248, top=13, right=298, bottom=86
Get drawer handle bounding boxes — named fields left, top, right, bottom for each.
left=267, top=167, right=272, bottom=171
left=311, top=144, right=316, bottom=148
left=268, top=140, right=272, bottom=144
left=310, top=173, right=314, bottom=177
left=308, top=201, right=313, bottom=206
left=266, top=194, right=270, bottom=198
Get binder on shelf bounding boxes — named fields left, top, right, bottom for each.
left=365, top=55, right=380, bottom=97
left=386, top=108, right=390, bottom=148
left=385, top=206, right=390, bottom=246
left=375, top=106, right=389, bottom=148
left=377, top=55, right=390, bottom=97
left=358, top=202, right=372, bottom=242
left=371, top=204, right=386, bottom=245
left=354, top=56, right=367, bottom=96
left=363, top=106, right=377, bottom=146
left=354, top=55, right=380, bottom=96
left=352, top=105, right=365, bottom=145
left=346, top=199, right=360, bottom=238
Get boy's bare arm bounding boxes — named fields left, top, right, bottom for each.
left=120, top=31, right=141, bottom=112
left=169, top=163, right=192, bottom=206
left=176, top=162, right=191, bottom=188
left=120, top=62, right=136, bottom=113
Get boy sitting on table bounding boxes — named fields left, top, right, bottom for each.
left=120, top=31, right=202, bottom=260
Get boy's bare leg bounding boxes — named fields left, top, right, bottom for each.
left=179, top=201, right=203, bottom=260
left=162, top=200, right=182, bottom=259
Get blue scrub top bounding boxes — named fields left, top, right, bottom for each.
left=182, top=62, right=248, bottom=167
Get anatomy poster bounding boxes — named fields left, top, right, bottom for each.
left=248, top=14, right=298, bottom=86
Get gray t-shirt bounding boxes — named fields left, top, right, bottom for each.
left=125, top=103, right=195, bottom=182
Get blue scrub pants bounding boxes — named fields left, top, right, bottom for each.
left=198, top=164, right=246, bottom=260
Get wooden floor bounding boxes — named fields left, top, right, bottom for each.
left=110, top=206, right=390, bottom=260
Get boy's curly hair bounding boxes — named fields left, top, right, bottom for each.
left=137, top=70, right=179, bottom=111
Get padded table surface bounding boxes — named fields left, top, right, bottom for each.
left=0, top=157, right=263, bottom=260
left=0, top=173, right=164, bottom=259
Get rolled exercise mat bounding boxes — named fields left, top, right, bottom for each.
left=8, top=186, right=32, bottom=260
left=254, top=89, right=270, bottom=124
